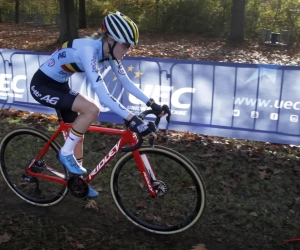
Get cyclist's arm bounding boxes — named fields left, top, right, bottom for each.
left=78, top=46, right=133, bottom=120
left=108, top=59, right=149, bottom=104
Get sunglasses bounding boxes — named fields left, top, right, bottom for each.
left=119, top=42, right=131, bottom=49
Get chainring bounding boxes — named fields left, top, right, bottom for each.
left=67, top=176, right=89, bottom=198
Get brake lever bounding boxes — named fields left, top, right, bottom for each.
left=148, top=136, right=155, bottom=148
left=147, top=121, right=157, bottom=148
left=162, top=104, right=171, bottom=124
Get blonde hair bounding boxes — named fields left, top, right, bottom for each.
left=90, top=30, right=108, bottom=40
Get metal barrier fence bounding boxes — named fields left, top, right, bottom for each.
left=1, top=49, right=300, bottom=145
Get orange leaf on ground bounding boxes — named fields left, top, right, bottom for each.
left=191, top=243, right=208, bottom=250
left=0, top=233, right=12, bottom=244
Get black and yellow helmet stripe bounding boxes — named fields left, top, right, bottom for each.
left=122, top=15, right=139, bottom=44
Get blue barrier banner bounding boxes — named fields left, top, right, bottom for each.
left=0, top=48, right=299, bottom=145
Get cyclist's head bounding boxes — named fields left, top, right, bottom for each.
left=101, top=11, right=139, bottom=46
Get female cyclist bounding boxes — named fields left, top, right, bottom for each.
left=30, top=12, right=168, bottom=198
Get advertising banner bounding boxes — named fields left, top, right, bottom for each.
left=0, top=49, right=300, bottom=145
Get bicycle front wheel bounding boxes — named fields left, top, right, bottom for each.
left=0, top=127, right=68, bottom=206
left=110, top=145, right=206, bottom=234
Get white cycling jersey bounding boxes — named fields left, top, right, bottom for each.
left=39, top=38, right=149, bottom=119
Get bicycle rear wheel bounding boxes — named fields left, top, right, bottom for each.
left=0, top=127, right=68, bottom=206
left=110, top=145, right=206, bottom=234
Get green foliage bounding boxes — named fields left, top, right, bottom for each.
left=0, top=0, right=59, bottom=24
left=245, top=0, right=300, bottom=40
left=156, top=0, right=230, bottom=35
left=2, top=0, right=300, bottom=41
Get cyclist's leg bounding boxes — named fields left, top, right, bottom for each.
left=30, top=70, right=99, bottom=197
left=60, top=112, right=84, bottom=166
left=61, top=111, right=98, bottom=198
left=59, top=94, right=99, bottom=163
left=62, top=96, right=100, bottom=167
left=66, top=95, right=100, bottom=197
left=58, top=94, right=99, bottom=172
left=30, top=70, right=87, bottom=174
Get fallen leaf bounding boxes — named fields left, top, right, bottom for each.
left=292, top=166, right=300, bottom=173
left=61, top=225, right=68, bottom=233
left=0, top=233, right=12, bottom=244
left=273, top=169, right=283, bottom=175
left=198, top=153, right=215, bottom=158
left=67, top=236, right=85, bottom=249
left=70, top=242, right=85, bottom=249
left=136, top=201, right=147, bottom=209
left=256, top=165, right=268, bottom=170
left=85, top=199, right=98, bottom=211
left=249, top=212, right=258, bottom=217
left=191, top=243, right=208, bottom=250
left=66, top=236, right=75, bottom=242
left=294, top=197, right=300, bottom=205
left=81, top=227, right=99, bottom=234
left=259, top=170, right=268, bottom=180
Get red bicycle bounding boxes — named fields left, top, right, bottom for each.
left=0, top=109, right=206, bottom=234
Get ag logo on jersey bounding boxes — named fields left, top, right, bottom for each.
left=58, top=51, right=66, bottom=59
left=118, top=66, right=126, bottom=75
left=40, top=95, right=59, bottom=105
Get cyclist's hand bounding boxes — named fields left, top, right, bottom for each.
left=146, top=98, right=171, bottom=124
left=146, top=98, right=163, bottom=116
left=128, top=115, right=157, bottom=137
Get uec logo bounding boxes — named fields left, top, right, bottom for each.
left=0, top=74, right=26, bottom=93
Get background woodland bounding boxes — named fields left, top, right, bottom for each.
left=0, top=0, right=299, bottom=44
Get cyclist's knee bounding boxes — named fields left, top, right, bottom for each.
left=73, top=97, right=100, bottom=119
left=88, top=104, right=100, bottom=119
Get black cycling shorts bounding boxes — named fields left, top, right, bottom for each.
left=30, top=69, right=79, bottom=123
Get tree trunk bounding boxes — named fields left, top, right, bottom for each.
left=229, top=0, right=246, bottom=42
left=15, top=0, right=19, bottom=24
left=78, top=0, right=86, bottom=29
left=57, top=0, right=78, bottom=44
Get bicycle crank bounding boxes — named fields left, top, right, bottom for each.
left=67, top=176, right=89, bottom=198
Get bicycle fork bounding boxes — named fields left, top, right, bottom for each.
left=132, top=150, right=157, bottom=197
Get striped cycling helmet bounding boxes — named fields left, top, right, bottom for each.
left=101, top=12, right=139, bottom=45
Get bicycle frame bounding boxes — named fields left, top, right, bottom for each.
left=25, top=120, right=158, bottom=197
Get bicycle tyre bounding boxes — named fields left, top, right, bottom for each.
left=110, top=145, right=206, bottom=234
left=0, top=127, right=68, bottom=206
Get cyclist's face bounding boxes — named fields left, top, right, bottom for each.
left=113, top=41, right=131, bottom=60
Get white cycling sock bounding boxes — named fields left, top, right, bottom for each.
left=77, top=158, right=83, bottom=166
left=60, top=128, right=83, bottom=156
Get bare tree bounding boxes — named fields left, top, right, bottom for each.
left=15, top=0, right=19, bottom=24
left=57, top=0, right=78, bottom=44
left=229, top=0, right=246, bottom=42
left=78, top=0, right=86, bottom=29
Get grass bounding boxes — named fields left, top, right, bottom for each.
left=0, top=110, right=300, bottom=250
